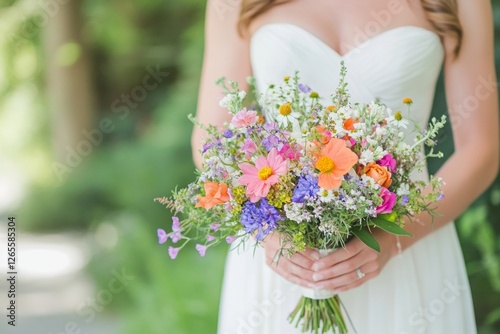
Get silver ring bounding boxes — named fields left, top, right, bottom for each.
left=356, top=268, right=365, bottom=279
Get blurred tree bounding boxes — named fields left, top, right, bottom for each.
left=43, top=0, right=96, bottom=159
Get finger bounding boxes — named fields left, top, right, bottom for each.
left=312, top=241, right=363, bottom=271
left=312, top=252, right=371, bottom=282
left=316, top=261, right=379, bottom=290
left=266, top=254, right=316, bottom=281
left=266, top=257, right=317, bottom=288
left=333, top=269, right=380, bottom=293
left=301, top=248, right=321, bottom=261
left=266, top=250, right=316, bottom=270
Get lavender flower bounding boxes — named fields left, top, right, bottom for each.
left=298, top=83, right=312, bottom=93
left=168, top=247, right=180, bottom=259
left=292, top=175, right=320, bottom=203
left=262, top=135, right=280, bottom=151
left=401, top=195, right=409, bottom=206
left=240, top=199, right=283, bottom=240
left=223, top=129, right=234, bottom=138
left=196, top=244, right=208, bottom=257
left=157, top=229, right=168, bottom=244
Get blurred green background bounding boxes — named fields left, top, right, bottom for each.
left=0, top=0, right=499, bottom=333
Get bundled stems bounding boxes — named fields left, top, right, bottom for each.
left=288, top=296, right=348, bottom=333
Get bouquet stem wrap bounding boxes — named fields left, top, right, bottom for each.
left=289, top=249, right=349, bottom=334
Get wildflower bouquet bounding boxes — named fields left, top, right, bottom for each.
left=155, top=63, right=446, bottom=333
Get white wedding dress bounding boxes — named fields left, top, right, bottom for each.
left=217, top=23, right=477, bottom=334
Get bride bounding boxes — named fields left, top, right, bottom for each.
left=192, top=0, right=499, bottom=333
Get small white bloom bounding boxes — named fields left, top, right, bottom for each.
left=317, top=188, right=335, bottom=203
left=359, top=150, right=375, bottom=165
left=397, top=184, right=410, bottom=196
left=238, top=91, right=247, bottom=100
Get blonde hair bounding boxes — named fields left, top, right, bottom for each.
left=238, top=0, right=462, bottom=55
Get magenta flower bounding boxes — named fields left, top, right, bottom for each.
left=238, top=148, right=288, bottom=202
left=226, top=235, right=236, bottom=244
left=231, top=108, right=257, bottom=128
left=207, top=235, right=215, bottom=242
left=376, top=188, right=397, bottom=214
left=377, top=153, right=397, bottom=173
left=279, top=143, right=301, bottom=160
left=168, top=247, right=180, bottom=259
left=196, top=244, right=208, bottom=257
left=157, top=229, right=168, bottom=244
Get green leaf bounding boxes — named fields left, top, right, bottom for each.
left=352, top=229, right=380, bottom=252
left=371, top=217, right=413, bottom=236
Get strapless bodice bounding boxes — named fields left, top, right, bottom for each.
left=250, top=23, right=444, bottom=129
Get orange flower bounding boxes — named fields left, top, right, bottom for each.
left=196, top=182, right=230, bottom=210
left=403, top=97, right=413, bottom=104
left=315, top=139, right=358, bottom=189
left=364, top=162, right=392, bottom=188
left=343, top=118, right=358, bottom=131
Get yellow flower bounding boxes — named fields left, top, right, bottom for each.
left=309, top=92, right=319, bottom=98
left=403, top=97, right=413, bottom=104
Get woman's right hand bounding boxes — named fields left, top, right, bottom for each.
left=262, top=232, right=320, bottom=288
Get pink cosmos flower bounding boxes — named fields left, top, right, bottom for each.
left=376, top=188, right=397, bottom=214
left=377, top=153, right=397, bottom=173
left=195, top=244, right=208, bottom=257
left=168, top=247, right=180, bottom=259
left=238, top=148, right=288, bottom=202
left=231, top=108, right=258, bottom=128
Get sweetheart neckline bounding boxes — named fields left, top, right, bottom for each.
left=251, top=23, right=442, bottom=58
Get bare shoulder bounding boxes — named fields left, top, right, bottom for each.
left=205, top=0, right=244, bottom=38
left=444, top=0, right=494, bottom=61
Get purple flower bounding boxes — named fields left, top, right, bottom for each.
left=172, top=217, right=181, bottom=232
left=377, top=153, right=397, bottom=173
left=168, top=247, right=180, bottom=259
left=202, top=142, right=214, bottom=154
left=223, top=129, right=233, bottom=138
left=196, top=244, right=208, bottom=257
left=262, top=135, right=280, bottom=151
left=298, top=83, right=312, bottom=93
left=206, top=235, right=215, bottom=242
left=292, top=175, right=320, bottom=203
left=170, top=231, right=182, bottom=243
left=263, top=122, right=278, bottom=132
left=401, top=195, right=409, bottom=206
left=210, top=223, right=221, bottom=231
left=226, top=235, right=236, bottom=244
left=157, top=229, right=168, bottom=244
left=376, top=188, right=397, bottom=214
left=437, top=193, right=445, bottom=201
left=240, top=199, right=283, bottom=241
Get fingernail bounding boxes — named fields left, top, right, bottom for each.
left=312, top=273, right=323, bottom=281
left=312, top=263, right=323, bottom=271
left=311, top=252, right=320, bottom=260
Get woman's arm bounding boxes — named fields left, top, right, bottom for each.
left=191, top=0, right=252, bottom=169
left=309, top=0, right=499, bottom=292
left=192, top=0, right=319, bottom=286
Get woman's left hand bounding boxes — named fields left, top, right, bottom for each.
left=310, top=229, right=399, bottom=293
